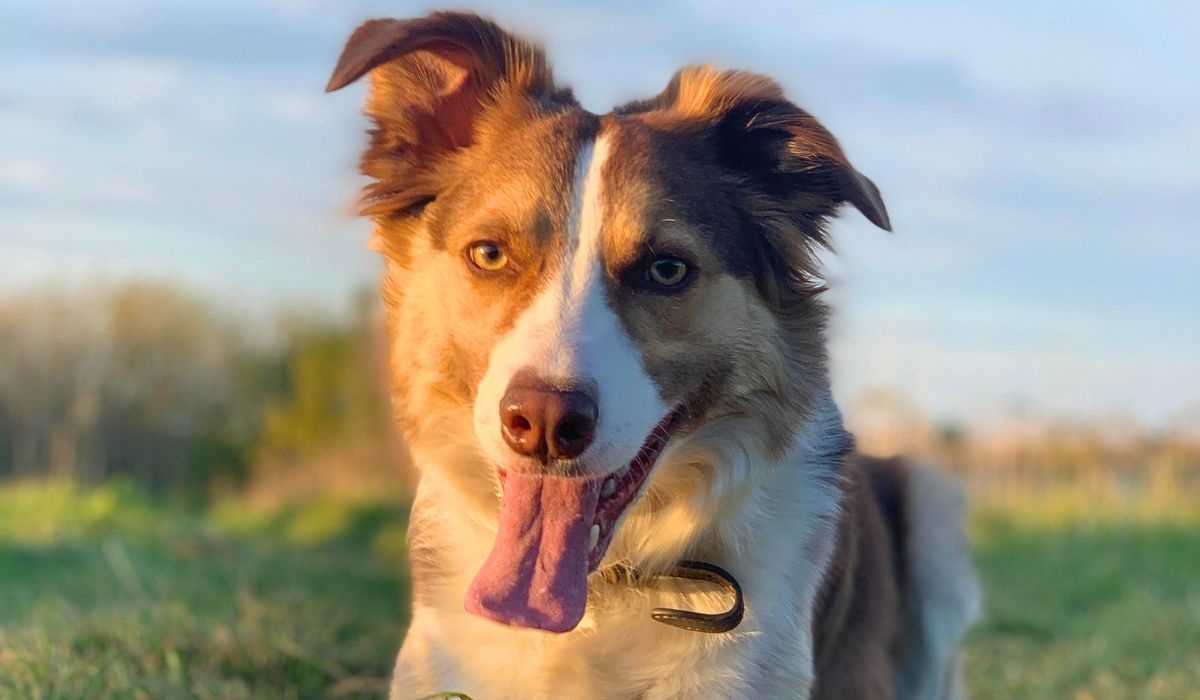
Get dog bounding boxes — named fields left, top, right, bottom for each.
left=326, top=12, right=980, bottom=699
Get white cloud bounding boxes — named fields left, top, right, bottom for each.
left=0, top=158, right=53, bottom=192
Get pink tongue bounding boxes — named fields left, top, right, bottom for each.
left=464, top=472, right=600, bottom=633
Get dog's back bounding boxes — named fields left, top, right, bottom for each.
left=814, top=456, right=980, bottom=700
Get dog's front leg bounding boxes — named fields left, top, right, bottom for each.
left=636, top=633, right=814, bottom=700
left=390, top=611, right=471, bottom=700
left=639, top=667, right=812, bottom=699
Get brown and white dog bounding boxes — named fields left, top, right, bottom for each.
left=327, top=12, right=980, bottom=699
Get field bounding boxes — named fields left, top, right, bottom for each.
left=0, top=481, right=409, bottom=699
left=967, top=514, right=1200, bottom=699
left=2, top=479, right=1199, bottom=699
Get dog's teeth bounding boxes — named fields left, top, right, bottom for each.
left=589, top=524, right=600, bottom=551
left=601, top=478, right=617, bottom=498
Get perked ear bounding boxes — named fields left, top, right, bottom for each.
left=624, top=66, right=891, bottom=233
left=327, top=12, right=573, bottom=216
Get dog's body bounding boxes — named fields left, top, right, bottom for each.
left=327, top=12, right=979, bottom=699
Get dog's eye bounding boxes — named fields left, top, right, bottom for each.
left=645, top=256, right=690, bottom=288
left=467, top=242, right=509, bottom=272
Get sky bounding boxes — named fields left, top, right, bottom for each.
left=2, top=0, right=1197, bottom=429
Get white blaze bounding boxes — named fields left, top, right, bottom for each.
left=473, top=134, right=669, bottom=475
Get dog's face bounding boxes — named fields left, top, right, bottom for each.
left=329, top=12, right=889, bottom=632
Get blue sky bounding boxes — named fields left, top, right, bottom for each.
left=2, top=0, right=1197, bottom=428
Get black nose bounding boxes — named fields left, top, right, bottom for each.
left=499, top=381, right=598, bottom=461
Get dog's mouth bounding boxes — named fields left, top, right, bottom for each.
left=464, top=408, right=685, bottom=633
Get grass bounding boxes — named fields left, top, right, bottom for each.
left=966, top=514, right=1200, bottom=700
left=0, top=480, right=409, bottom=699
left=2, top=478, right=1199, bottom=698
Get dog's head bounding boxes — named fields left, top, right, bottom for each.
left=329, top=12, right=889, bottom=633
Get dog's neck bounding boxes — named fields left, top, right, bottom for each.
left=615, top=387, right=850, bottom=575
left=398, top=389, right=851, bottom=697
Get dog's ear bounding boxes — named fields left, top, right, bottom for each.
left=327, top=12, right=573, bottom=216
left=622, top=66, right=891, bottom=235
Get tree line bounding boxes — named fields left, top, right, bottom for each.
left=0, top=283, right=391, bottom=504
left=3, top=282, right=1196, bottom=504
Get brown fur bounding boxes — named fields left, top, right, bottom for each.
left=812, top=455, right=912, bottom=700
left=330, top=15, right=594, bottom=448
left=321, top=13, right=968, bottom=699
left=331, top=14, right=888, bottom=460
left=602, top=67, right=891, bottom=456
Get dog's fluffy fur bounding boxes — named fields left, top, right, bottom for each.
left=327, top=12, right=980, bottom=699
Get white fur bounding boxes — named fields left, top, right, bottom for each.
left=393, top=393, right=847, bottom=699
left=395, top=135, right=852, bottom=698
left=391, top=136, right=978, bottom=699
left=472, top=135, right=670, bottom=479
left=896, top=466, right=983, bottom=700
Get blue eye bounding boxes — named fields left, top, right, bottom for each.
left=646, top=257, right=690, bottom=287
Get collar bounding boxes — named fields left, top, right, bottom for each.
left=600, top=559, right=744, bottom=633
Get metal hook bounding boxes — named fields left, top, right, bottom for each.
left=648, top=560, right=744, bottom=633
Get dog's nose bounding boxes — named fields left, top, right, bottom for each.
left=499, top=382, right=597, bottom=461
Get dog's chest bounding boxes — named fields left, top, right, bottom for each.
left=397, top=408, right=847, bottom=698
left=403, top=542, right=823, bottom=699
left=417, top=597, right=768, bottom=699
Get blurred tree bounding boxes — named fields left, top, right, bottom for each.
left=0, top=283, right=288, bottom=503
left=255, top=300, right=388, bottom=461
left=0, top=282, right=395, bottom=504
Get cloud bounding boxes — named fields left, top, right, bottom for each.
left=0, top=158, right=53, bottom=192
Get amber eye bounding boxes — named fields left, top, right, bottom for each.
left=467, top=242, right=509, bottom=272
left=645, top=256, right=690, bottom=287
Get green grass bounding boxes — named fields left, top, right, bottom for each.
left=966, top=514, right=1200, bottom=700
left=0, top=480, right=409, bottom=699
left=3, top=480, right=1199, bottom=699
